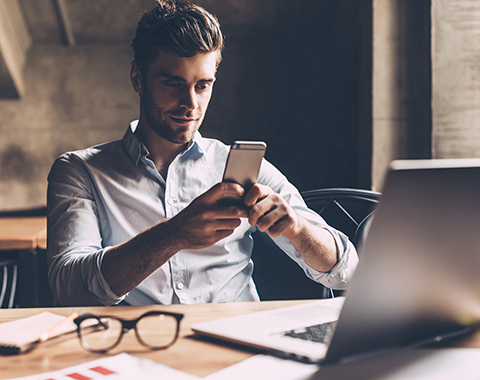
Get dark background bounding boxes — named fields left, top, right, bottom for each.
left=203, top=0, right=372, bottom=191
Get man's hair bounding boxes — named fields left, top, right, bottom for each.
left=132, top=0, right=224, bottom=74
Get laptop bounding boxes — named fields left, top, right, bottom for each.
left=192, top=159, right=480, bottom=364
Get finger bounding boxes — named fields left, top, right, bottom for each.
left=192, top=182, right=244, bottom=204
left=255, top=206, right=282, bottom=232
left=247, top=194, right=277, bottom=226
left=243, top=183, right=270, bottom=206
left=203, top=197, right=249, bottom=217
left=217, top=205, right=249, bottom=218
left=248, top=202, right=268, bottom=227
left=251, top=194, right=295, bottom=232
left=204, top=219, right=244, bottom=244
left=195, top=212, right=244, bottom=231
left=266, top=217, right=290, bottom=238
left=215, top=182, right=250, bottom=210
left=213, top=217, right=243, bottom=230
left=206, top=182, right=245, bottom=203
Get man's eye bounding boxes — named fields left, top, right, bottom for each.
left=163, top=81, right=182, bottom=88
left=196, top=83, right=211, bottom=91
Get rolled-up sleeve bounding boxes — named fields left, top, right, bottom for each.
left=270, top=220, right=358, bottom=290
left=47, top=155, right=125, bottom=306
left=298, top=226, right=358, bottom=289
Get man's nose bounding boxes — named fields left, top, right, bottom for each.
left=179, top=87, right=199, bottom=111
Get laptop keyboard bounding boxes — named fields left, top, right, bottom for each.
left=282, top=321, right=337, bottom=344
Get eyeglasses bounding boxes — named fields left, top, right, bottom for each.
left=74, top=311, right=184, bottom=353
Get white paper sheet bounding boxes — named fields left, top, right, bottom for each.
left=6, top=353, right=200, bottom=380
left=204, top=354, right=319, bottom=380
left=0, top=312, right=76, bottom=347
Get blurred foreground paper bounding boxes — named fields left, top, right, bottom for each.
left=5, top=353, right=200, bottom=380
left=311, top=348, right=480, bottom=380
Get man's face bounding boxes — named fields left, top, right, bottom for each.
left=133, top=50, right=218, bottom=145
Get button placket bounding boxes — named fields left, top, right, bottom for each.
left=169, top=252, right=190, bottom=303
left=166, top=166, right=180, bottom=216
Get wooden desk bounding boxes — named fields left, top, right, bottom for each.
left=1, top=300, right=480, bottom=379
left=0, top=216, right=49, bottom=307
left=0, top=217, right=46, bottom=251
left=0, top=300, right=315, bottom=378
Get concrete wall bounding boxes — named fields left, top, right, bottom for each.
left=4, top=0, right=478, bottom=210
left=0, top=45, right=137, bottom=210
left=372, top=0, right=431, bottom=191
left=0, top=0, right=372, bottom=211
left=372, top=0, right=480, bottom=191
left=432, top=0, right=480, bottom=158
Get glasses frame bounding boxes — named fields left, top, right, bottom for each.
left=74, top=311, right=184, bottom=353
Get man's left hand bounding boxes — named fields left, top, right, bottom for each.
left=243, top=183, right=337, bottom=272
left=243, top=184, right=301, bottom=239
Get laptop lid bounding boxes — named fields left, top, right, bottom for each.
left=193, top=159, right=480, bottom=363
left=325, top=158, right=480, bottom=362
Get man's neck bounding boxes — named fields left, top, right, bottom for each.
left=134, top=121, right=189, bottom=179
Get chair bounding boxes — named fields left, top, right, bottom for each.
left=251, top=188, right=381, bottom=300
left=0, top=206, right=53, bottom=308
left=0, top=256, right=18, bottom=308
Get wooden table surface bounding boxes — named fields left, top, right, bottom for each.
left=1, top=300, right=480, bottom=379
left=0, top=217, right=47, bottom=251
left=0, top=300, right=315, bottom=379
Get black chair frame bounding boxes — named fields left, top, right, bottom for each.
left=0, top=257, right=18, bottom=308
left=0, top=206, right=52, bottom=308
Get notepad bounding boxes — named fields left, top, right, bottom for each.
left=0, top=312, right=77, bottom=355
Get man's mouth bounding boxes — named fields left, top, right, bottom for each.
left=169, top=116, right=196, bottom=125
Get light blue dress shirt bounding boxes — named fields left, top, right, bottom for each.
left=47, top=121, right=358, bottom=306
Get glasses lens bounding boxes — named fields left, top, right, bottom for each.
left=136, top=313, right=179, bottom=349
left=79, top=317, right=123, bottom=352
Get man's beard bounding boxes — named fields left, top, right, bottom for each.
left=140, top=86, right=204, bottom=145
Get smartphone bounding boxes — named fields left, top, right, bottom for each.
left=218, top=141, right=267, bottom=206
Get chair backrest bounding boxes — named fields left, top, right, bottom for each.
left=0, top=258, right=18, bottom=308
left=251, top=188, right=381, bottom=301
left=0, top=206, right=53, bottom=308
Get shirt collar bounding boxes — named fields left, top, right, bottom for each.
left=122, top=120, right=207, bottom=166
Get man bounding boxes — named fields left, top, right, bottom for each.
left=47, top=0, right=358, bottom=306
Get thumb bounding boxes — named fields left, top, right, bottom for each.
left=202, top=182, right=245, bottom=203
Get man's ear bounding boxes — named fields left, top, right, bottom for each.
left=130, top=62, right=142, bottom=94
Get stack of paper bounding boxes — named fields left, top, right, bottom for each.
left=0, top=312, right=77, bottom=354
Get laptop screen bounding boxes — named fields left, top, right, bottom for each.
left=325, top=159, right=480, bottom=362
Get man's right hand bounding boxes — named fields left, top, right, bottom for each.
left=167, top=182, right=248, bottom=250
left=101, top=182, right=248, bottom=297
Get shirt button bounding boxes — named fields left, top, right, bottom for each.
left=146, top=166, right=151, bottom=171
left=177, top=283, right=184, bottom=290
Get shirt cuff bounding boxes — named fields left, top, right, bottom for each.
left=303, top=227, right=359, bottom=290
